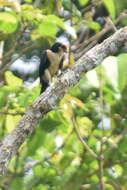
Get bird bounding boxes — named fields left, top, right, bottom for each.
left=39, top=42, right=67, bottom=94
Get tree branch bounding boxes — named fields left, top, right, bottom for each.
left=0, top=43, right=40, bottom=76
left=72, top=114, right=98, bottom=159
left=0, top=27, right=127, bottom=176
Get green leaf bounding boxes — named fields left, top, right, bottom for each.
left=88, top=137, right=98, bottom=148
left=85, top=20, right=101, bottom=32
left=86, top=70, right=99, bottom=88
left=5, top=115, right=15, bottom=132
left=62, top=0, right=73, bottom=11
left=10, top=178, right=23, bottom=190
left=27, top=128, right=46, bottom=156
left=46, top=15, right=64, bottom=29
left=113, top=164, right=123, bottom=177
left=5, top=71, right=23, bottom=87
left=102, top=56, right=118, bottom=91
left=35, top=15, right=64, bottom=39
left=76, top=116, right=93, bottom=136
left=38, top=22, right=57, bottom=38
left=34, top=165, right=43, bottom=177
left=78, top=0, right=89, bottom=6
left=62, top=0, right=81, bottom=17
left=90, top=160, right=98, bottom=170
left=0, top=12, right=18, bottom=33
left=117, top=54, right=127, bottom=91
left=114, top=0, right=126, bottom=15
left=33, top=184, right=49, bottom=190
left=105, top=184, right=114, bottom=190
left=40, top=110, right=67, bottom=132
left=103, top=0, right=116, bottom=19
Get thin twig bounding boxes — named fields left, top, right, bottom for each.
left=98, top=67, right=105, bottom=190
left=98, top=156, right=105, bottom=190
left=68, top=0, right=73, bottom=66
left=71, top=114, right=98, bottom=160
left=105, top=17, right=117, bottom=32
left=0, top=41, right=4, bottom=66
left=0, top=43, right=40, bottom=75
left=75, top=40, right=97, bottom=60
left=73, top=12, right=127, bottom=53
left=0, top=112, right=24, bottom=116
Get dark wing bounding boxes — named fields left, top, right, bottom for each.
left=39, top=50, right=50, bottom=81
left=39, top=50, right=51, bottom=93
left=59, top=56, right=64, bottom=70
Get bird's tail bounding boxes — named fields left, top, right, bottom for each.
left=40, top=79, right=49, bottom=94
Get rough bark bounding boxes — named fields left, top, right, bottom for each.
left=0, top=26, right=127, bottom=176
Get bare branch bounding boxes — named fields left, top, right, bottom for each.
left=97, top=67, right=105, bottom=190
left=0, top=27, right=127, bottom=176
left=0, top=43, right=40, bottom=75
left=73, top=12, right=127, bottom=55
left=98, top=157, right=105, bottom=190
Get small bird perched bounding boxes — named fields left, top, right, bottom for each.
left=39, top=42, right=67, bottom=94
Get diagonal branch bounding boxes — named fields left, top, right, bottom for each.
left=0, top=27, right=127, bottom=176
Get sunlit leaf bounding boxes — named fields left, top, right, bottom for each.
left=117, top=53, right=127, bottom=91
left=46, top=15, right=64, bottom=29
left=64, top=24, right=77, bottom=39
left=64, top=94, right=85, bottom=109
left=102, top=56, right=118, bottom=91
left=85, top=20, right=101, bottom=32
left=90, top=160, right=98, bottom=170
left=76, top=116, right=93, bottom=136
left=5, top=115, right=15, bottom=132
left=86, top=70, right=99, bottom=88
left=0, top=12, right=18, bottom=33
left=10, top=178, right=23, bottom=190
left=105, top=184, right=114, bottom=190
left=34, top=165, right=43, bottom=177
left=34, top=15, right=64, bottom=39
left=38, top=22, right=57, bottom=38
left=88, top=137, right=98, bottom=148
left=78, top=0, right=89, bottom=6
left=90, top=174, right=99, bottom=183
left=103, top=0, right=116, bottom=19
left=113, top=164, right=123, bottom=177
left=5, top=71, right=23, bottom=87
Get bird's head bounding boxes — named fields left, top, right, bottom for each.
left=50, top=42, right=67, bottom=53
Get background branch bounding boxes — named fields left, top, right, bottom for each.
left=72, top=114, right=98, bottom=159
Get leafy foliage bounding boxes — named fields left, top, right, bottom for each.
left=0, top=12, right=18, bottom=33
left=0, top=0, right=127, bottom=190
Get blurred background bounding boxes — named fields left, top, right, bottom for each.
left=0, top=0, right=127, bottom=189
